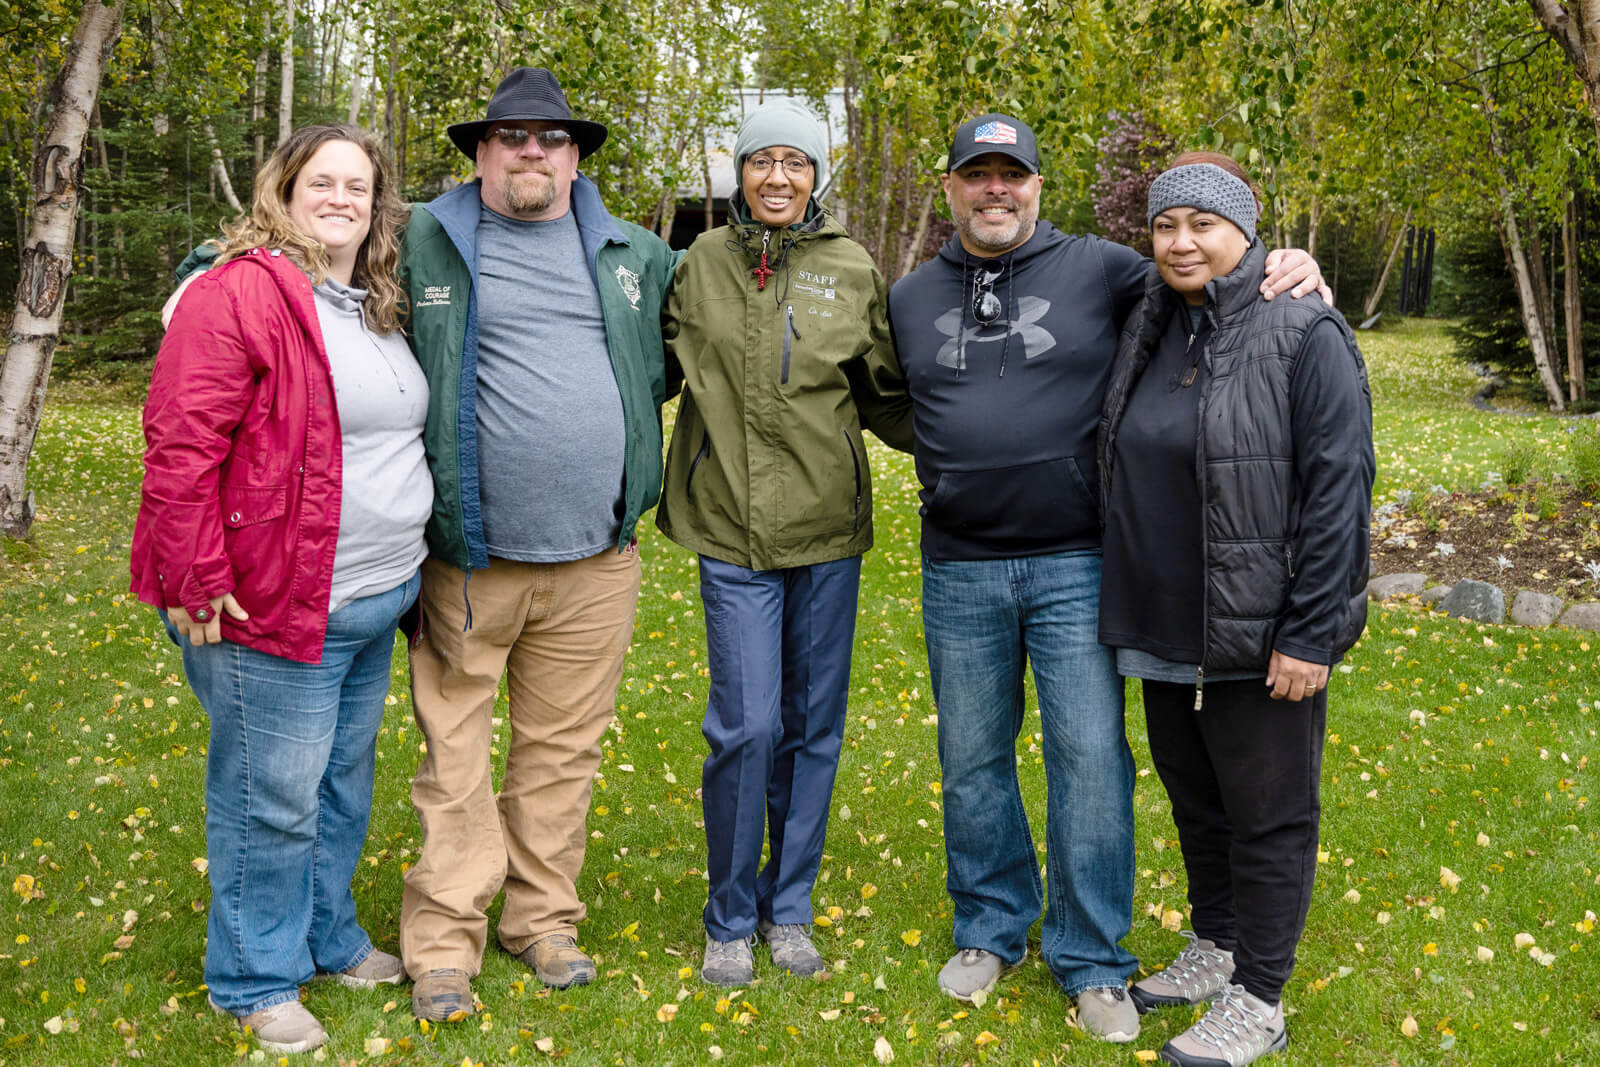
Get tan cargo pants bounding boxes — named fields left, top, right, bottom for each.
left=399, top=548, right=640, bottom=977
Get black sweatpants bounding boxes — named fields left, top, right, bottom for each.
left=1141, top=678, right=1327, bottom=1004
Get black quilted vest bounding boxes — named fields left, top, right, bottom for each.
left=1097, top=241, right=1372, bottom=671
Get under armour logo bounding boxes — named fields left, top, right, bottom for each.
left=933, top=296, right=1057, bottom=369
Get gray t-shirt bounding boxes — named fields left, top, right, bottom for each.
left=313, top=277, right=432, bottom=614
left=474, top=205, right=625, bottom=561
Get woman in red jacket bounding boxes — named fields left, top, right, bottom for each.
left=130, top=124, right=432, bottom=1055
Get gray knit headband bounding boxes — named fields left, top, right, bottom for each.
left=1146, top=163, right=1258, bottom=242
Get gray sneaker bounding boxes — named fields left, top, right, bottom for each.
left=328, top=947, right=407, bottom=990
left=701, top=933, right=755, bottom=986
left=209, top=995, right=327, bottom=1054
left=1131, top=931, right=1235, bottom=1013
left=1076, top=984, right=1140, bottom=1042
left=937, top=948, right=1006, bottom=1001
left=1161, top=984, right=1286, bottom=1066
left=757, top=919, right=825, bottom=977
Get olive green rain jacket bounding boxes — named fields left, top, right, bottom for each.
left=657, top=209, right=913, bottom=571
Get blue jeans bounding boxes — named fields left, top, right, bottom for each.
left=921, top=550, right=1136, bottom=995
left=165, top=571, right=420, bottom=1015
left=698, top=554, right=861, bottom=942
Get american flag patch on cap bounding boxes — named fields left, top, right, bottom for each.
left=973, top=121, right=1018, bottom=145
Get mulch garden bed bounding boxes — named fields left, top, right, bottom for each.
left=1369, top=485, right=1600, bottom=600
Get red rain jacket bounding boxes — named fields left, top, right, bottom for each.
left=130, top=248, right=343, bottom=664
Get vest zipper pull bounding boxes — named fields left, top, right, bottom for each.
left=1193, top=666, right=1205, bottom=711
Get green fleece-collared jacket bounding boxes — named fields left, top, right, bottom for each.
left=400, top=176, right=677, bottom=571
left=656, top=209, right=913, bottom=571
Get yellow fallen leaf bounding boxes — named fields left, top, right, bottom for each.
left=819, top=1009, right=842, bottom=1021
left=974, top=1031, right=999, bottom=1047
left=191, top=858, right=209, bottom=875
left=364, top=1036, right=390, bottom=1055
left=1476, top=946, right=1494, bottom=962
left=900, top=929, right=922, bottom=947
left=678, top=966, right=693, bottom=980
left=113, top=934, right=135, bottom=950
left=1401, top=1014, right=1419, bottom=1037
left=656, top=1003, right=678, bottom=1023
left=43, top=1016, right=63, bottom=1035
left=873, top=1035, right=895, bottom=1063
left=1161, top=907, right=1183, bottom=932
left=1475, top=832, right=1490, bottom=847
left=1342, top=889, right=1361, bottom=904
left=534, top=1037, right=555, bottom=1052
left=1135, top=1052, right=1160, bottom=1063
left=1422, top=942, right=1438, bottom=956
left=12, top=874, right=35, bottom=900
left=813, top=915, right=833, bottom=928
left=1514, top=933, right=1536, bottom=950
left=1439, top=866, right=1461, bottom=892
left=861, top=884, right=879, bottom=900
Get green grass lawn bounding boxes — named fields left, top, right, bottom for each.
left=2, top=319, right=1597, bottom=1065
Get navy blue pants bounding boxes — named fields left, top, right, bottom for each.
left=698, top=554, right=861, bottom=942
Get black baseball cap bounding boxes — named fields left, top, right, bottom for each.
left=946, top=113, right=1040, bottom=173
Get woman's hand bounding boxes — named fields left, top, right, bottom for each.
left=1260, top=249, right=1334, bottom=304
left=170, top=593, right=250, bottom=646
left=1266, top=650, right=1329, bottom=702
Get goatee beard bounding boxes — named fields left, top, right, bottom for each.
left=504, top=169, right=555, bottom=216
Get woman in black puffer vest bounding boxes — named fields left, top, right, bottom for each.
left=1096, top=152, right=1374, bottom=1067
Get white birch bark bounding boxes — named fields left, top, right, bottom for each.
left=0, top=0, right=126, bottom=537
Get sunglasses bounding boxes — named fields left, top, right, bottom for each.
left=486, top=127, right=574, bottom=151
left=973, top=267, right=1004, bottom=326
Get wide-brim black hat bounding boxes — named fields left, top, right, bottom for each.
left=446, top=67, right=608, bottom=161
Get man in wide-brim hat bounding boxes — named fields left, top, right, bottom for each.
left=394, top=66, right=678, bottom=1024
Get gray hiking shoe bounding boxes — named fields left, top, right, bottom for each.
left=701, top=933, right=755, bottom=986
left=937, top=948, right=1006, bottom=1001
left=328, top=947, right=407, bottom=990
left=1076, top=984, right=1140, bottom=1043
left=757, top=919, right=825, bottom=977
left=209, top=995, right=327, bottom=1054
left=1131, top=931, right=1235, bottom=1013
left=1161, top=983, right=1287, bottom=1066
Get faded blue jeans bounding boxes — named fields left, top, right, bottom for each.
left=165, top=571, right=419, bottom=1015
left=921, top=549, right=1137, bottom=995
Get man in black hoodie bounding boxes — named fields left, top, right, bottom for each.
left=887, top=114, right=1325, bottom=1044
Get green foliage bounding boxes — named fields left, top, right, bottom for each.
left=1498, top=440, right=1540, bottom=487
left=1568, top=423, right=1600, bottom=498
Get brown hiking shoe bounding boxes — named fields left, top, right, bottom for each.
left=411, top=968, right=473, bottom=1022
left=512, top=933, right=596, bottom=989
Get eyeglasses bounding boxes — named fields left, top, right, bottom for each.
left=746, top=156, right=812, bottom=178
left=486, top=127, right=574, bottom=151
left=972, top=267, right=1004, bottom=326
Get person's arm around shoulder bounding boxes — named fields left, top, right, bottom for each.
left=848, top=264, right=914, bottom=453
left=1260, top=247, right=1334, bottom=304
left=142, top=266, right=262, bottom=644
left=1268, top=318, right=1375, bottom=700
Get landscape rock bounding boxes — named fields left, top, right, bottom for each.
left=1368, top=573, right=1428, bottom=600
left=1420, top=584, right=1452, bottom=605
left=1510, top=590, right=1564, bottom=628
left=1557, top=602, right=1600, bottom=632
left=1437, top=579, right=1505, bottom=624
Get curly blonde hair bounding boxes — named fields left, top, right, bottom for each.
left=215, top=124, right=408, bottom=333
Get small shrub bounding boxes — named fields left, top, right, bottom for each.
left=1568, top=424, right=1600, bottom=498
left=1500, top=442, right=1540, bottom=487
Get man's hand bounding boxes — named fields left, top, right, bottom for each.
left=1261, top=249, right=1333, bottom=304
left=170, top=592, right=249, bottom=646
left=1266, top=650, right=1329, bottom=702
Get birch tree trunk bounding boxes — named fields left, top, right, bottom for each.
left=345, top=35, right=364, bottom=127
left=252, top=15, right=269, bottom=170
left=1564, top=194, right=1587, bottom=403
left=205, top=124, right=243, bottom=212
left=278, top=0, right=295, bottom=144
left=0, top=0, right=126, bottom=538
left=1474, top=34, right=1567, bottom=410
left=1362, top=207, right=1411, bottom=321
left=1528, top=0, right=1600, bottom=149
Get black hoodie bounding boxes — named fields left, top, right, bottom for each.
left=887, top=222, right=1147, bottom=560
